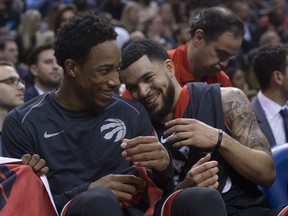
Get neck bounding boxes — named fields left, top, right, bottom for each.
left=262, top=88, right=287, bottom=106
left=55, top=80, right=86, bottom=111
left=0, top=108, right=9, bottom=131
left=34, top=80, right=56, bottom=93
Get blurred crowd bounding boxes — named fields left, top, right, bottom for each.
left=0, top=0, right=288, bottom=98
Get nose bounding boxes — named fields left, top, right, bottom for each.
left=18, top=81, right=25, bottom=90
left=138, top=82, right=149, bottom=98
left=107, top=70, right=120, bottom=87
left=218, top=58, right=230, bottom=69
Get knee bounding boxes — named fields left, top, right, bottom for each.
left=68, top=187, right=122, bottom=215
left=77, top=187, right=118, bottom=207
left=174, top=187, right=224, bottom=208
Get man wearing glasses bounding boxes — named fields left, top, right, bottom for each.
left=0, top=60, right=25, bottom=155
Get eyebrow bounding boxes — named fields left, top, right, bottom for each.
left=125, top=70, right=154, bottom=89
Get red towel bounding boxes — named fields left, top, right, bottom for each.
left=121, top=165, right=163, bottom=216
left=0, top=163, right=58, bottom=216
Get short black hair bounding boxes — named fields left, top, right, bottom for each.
left=121, top=39, right=170, bottom=70
left=253, top=45, right=288, bottom=90
left=27, top=43, right=54, bottom=66
left=190, top=6, right=244, bottom=42
left=54, top=12, right=118, bottom=69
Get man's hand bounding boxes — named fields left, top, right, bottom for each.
left=121, top=136, right=170, bottom=172
left=181, top=154, right=219, bottom=189
left=21, top=154, right=49, bottom=176
left=165, top=118, right=218, bottom=149
left=88, top=174, right=146, bottom=203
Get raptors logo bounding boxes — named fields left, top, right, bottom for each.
left=0, top=165, right=16, bottom=210
left=101, top=118, right=127, bottom=142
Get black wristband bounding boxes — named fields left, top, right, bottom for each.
left=213, top=129, right=223, bottom=152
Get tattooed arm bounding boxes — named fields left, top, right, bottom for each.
left=220, top=87, right=275, bottom=187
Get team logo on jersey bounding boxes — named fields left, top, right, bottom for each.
left=101, top=118, right=127, bottom=142
left=0, top=165, right=16, bottom=210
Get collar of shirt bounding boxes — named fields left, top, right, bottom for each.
left=34, top=85, right=45, bottom=95
left=257, top=91, right=287, bottom=117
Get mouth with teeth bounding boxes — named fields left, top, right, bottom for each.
left=142, top=92, right=160, bottom=110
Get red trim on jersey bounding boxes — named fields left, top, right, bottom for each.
left=161, top=190, right=184, bottom=216
left=173, top=85, right=190, bottom=119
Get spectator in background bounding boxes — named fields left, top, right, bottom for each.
left=172, top=23, right=191, bottom=48
left=167, top=6, right=244, bottom=88
left=24, top=0, right=53, bottom=17
left=252, top=44, right=288, bottom=146
left=159, top=2, right=177, bottom=45
left=0, top=61, right=24, bottom=155
left=0, top=0, right=23, bottom=34
left=119, top=1, right=141, bottom=33
left=143, top=15, right=173, bottom=50
left=172, top=1, right=189, bottom=24
left=50, top=3, right=77, bottom=36
left=101, top=0, right=125, bottom=21
left=25, top=43, right=62, bottom=102
left=231, top=1, right=259, bottom=55
left=16, top=9, right=54, bottom=66
left=226, top=63, right=257, bottom=101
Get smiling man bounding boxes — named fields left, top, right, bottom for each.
left=120, top=39, right=288, bottom=216
left=1, top=13, right=174, bottom=216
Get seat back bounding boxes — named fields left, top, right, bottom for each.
left=259, top=144, right=288, bottom=208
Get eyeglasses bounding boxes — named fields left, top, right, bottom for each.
left=215, top=49, right=235, bottom=62
left=0, top=77, right=25, bottom=86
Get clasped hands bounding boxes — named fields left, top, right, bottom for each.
left=89, top=136, right=170, bottom=203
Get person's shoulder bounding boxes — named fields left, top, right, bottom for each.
left=10, top=93, right=52, bottom=119
left=111, top=94, right=147, bottom=115
left=220, top=87, right=248, bottom=102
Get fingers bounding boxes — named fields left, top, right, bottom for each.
left=91, top=174, right=146, bottom=202
left=21, top=154, right=39, bottom=166
left=121, top=137, right=170, bottom=171
left=182, top=155, right=219, bottom=188
left=21, top=154, right=49, bottom=176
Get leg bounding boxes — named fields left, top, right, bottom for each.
left=155, top=187, right=227, bottom=216
left=66, top=187, right=123, bottom=216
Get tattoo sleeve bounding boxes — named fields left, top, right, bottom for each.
left=222, top=88, right=271, bottom=155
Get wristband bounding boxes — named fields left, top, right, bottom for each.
left=213, top=129, right=223, bottom=152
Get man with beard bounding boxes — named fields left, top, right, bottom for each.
left=121, top=6, right=244, bottom=99
left=120, top=39, right=288, bottom=216
left=24, top=43, right=63, bottom=102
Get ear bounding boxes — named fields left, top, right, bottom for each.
left=194, top=29, right=205, bottom=46
left=29, top=65, right=38, bottom=77
left=64, top=59, right=78, bottom=77
left=164, top=59, right=175, bottom=77
left=272, top=70, right=284, bottom=85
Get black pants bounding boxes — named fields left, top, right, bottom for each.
left=66, top=187, right=227, bottom=216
